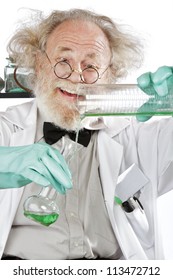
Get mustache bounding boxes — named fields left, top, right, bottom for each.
left=34, top=74, right=82, bottom=97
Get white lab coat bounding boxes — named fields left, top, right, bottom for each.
left=0, top=99, right=173, bottom=260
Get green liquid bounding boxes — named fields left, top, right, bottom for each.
left=83, top=111, right=173, bottom=117
left=24, top=211, right=59, bottom=226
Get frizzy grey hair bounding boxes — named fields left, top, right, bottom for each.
left=7, top=8, right=144, bottom=84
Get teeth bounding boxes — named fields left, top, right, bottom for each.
left=60, top=88, right=77, bottom=95
left=58, top=85, right=79, bottom=95
left=55, top=82, right=81, bottom=95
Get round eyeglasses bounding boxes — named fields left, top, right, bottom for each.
left=44, top=52, right=109, bottom=84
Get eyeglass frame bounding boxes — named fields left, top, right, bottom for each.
left=44, top=51, right=109, bottom=84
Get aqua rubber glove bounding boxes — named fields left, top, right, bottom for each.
left=0, top=143, right=72, bottom=194
left=137, top=66, right=173, bottom=121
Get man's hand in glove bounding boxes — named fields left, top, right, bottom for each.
left=137, top=66, right=173, bottom=121
left=0, top=143, right=72, bottom=194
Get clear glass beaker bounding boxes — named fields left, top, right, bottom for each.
left=23, top=137, right=77, bottom=226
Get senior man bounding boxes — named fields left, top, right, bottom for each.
left=0, top=8, right=173, bottom=260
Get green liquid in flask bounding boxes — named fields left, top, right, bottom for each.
left=24, top=211, right=59, bottom=226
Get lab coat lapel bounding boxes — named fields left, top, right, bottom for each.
left=10, top=124, right=36, bottom=146
left=98, top=130, right=123, bottom=211
left=1, top=99, right=36, bottom=128
left=5, top=100, right=37, bottom=146
left=98, top=129, right=148, bottom=259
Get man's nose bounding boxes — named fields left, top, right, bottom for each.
left=68, top=69, right=82, bottom=83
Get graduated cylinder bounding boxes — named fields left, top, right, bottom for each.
left=77, top=84, right=173, bottom=117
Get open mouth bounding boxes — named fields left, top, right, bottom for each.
left=59, top=88, right=78, bottom=98
left=57, top=87, right=85, bottom=101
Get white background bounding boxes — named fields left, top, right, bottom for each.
left=0, top=0, right=173, bottom=259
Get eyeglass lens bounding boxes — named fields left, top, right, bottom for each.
left=54, top=61, right=99, bottom=84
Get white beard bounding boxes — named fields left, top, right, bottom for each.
left=33, top=75, right=82, bottom=131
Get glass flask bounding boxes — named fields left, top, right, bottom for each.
left=4, top=57, right=33, bottom=93
left=23, top=185, right=59, bottom=226
left=23, top=137, right=77, bottom=226
left=4, top=57, right=23, bottom=93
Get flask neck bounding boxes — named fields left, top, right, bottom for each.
left=39, top=185, right=57, bottom=199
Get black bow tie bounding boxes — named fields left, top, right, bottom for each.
left=43, top=122, right=93, bottom=147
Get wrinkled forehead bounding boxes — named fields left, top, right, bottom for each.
left=46, top=19, right=111, bottom=58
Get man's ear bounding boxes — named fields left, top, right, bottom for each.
left=35, top=51, right=45, bottom=75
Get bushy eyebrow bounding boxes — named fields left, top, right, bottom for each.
left=56, top=46, right=72, bottom=52
left=55, top=46, right=99, bottom=60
